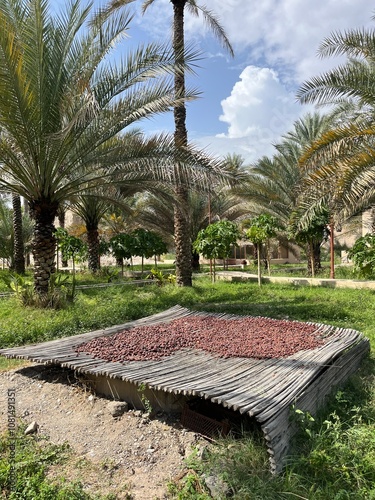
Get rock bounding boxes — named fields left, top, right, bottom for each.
left=107, top=401, right=128, bottom=417
left=25, top=421, right=38, bottom=435
left=204, top=475, right=231, bottom=499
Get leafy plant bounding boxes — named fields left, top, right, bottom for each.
left=0, top=426, right=98, bottom=499
left=137, top=382, right=153, bottom=414
left=55, top=231, right=87, bottom=299
left=146, top=268, right=176, bottom=286
left=193, top=221, right=240, bottom=282
left=132, top=228, right=168, bottom=275
left=97, top=266, right=119, bottom=283
left=348, top=234, right=375, bottom=279
left=5, top=272, right=72, bottom=309
left=109, top=233, right=135, bottom=275
left=6, top=274, right=34, bottom=305
left=246, top=214, right=282, bottom=285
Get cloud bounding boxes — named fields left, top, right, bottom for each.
left=135, top=0, right=374, bottom=83
left=193, top=0, right=374, bottom=82
left=126, top=0, right=374, bottom=163
left=214, top=66, right=303, bottom=161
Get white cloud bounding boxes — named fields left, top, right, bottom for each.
left=127, top=0, right=375, bottom=163
left=214, top=66, right=303, bottom=161
left=135, top=0, right=374, bottom=83
left=192, top=0, right=374, bottom=82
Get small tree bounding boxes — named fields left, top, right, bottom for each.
left=109, top=233, right=135, bottom=276
left=56, top=232, right=87, bottom=298
left=193, top=221, right=240, bottom=282
left=289, top=208, right=330, bottom=277
left=246, top=214, right=281, bottom=286
left=132, top=229, right=168, bottom=276
left=348, top=234, right=375, bottom=279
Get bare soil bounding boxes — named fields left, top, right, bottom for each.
left=0, top=363, right=202, bottom=499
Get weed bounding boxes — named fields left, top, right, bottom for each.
left=137, top=382, right=153, bottom=414
left=146, top=268, right=176, bottom=286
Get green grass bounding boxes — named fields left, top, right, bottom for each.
left=0, top=426, right=116, bottom=499
left=1, top=271, right=375, bottom=499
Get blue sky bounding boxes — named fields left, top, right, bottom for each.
left=62, top=0, right=375, bottom=164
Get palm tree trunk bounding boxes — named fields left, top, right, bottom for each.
left=12, top=193, right=25, bottom=274
left=58, top=208, right=68, bottom=267
left=172, top=0, right=192, bottom=287
left=307, top=240, right=322, bottom=277
left=191, top=250, right=200, bottom=271
left=370, top=206, right=375, bottom=234
left=30, top=201, right=58, bottom=295
left=23, top=198, right=31, bottom=267
left=87, top=226, right=100, bottom=272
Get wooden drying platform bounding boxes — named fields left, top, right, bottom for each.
left=0, top=305, right=370, bottom=472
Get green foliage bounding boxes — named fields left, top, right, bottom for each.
left=109, top=233, right=134, bottom=262
left=6, top=274, right=34, bottom=304
left=167, top=470, right=210, bottom=499
left=170, top=382, right=375, bottom=499
left=1, top=276, right=375, bottom=497
left=5, top=273, right=72, bottom=309
left=245, top=214, right=282, bottom=283
left=193, top=220, right=240, bottom=260
left=56, top=231, right=87, bottom=265
left=96, top=266, right=119, bottom=283
left=132, top=228, right=168, bottom=260
left=137, top=382, right=153, bottom=414
left=245, top=213, right=281, bottom=244
left=98, top=239, right=110, bottom=258
left=289, top=207, right=330, bottom=245
left=0, top=426, right=101, bottom=499
left=146, top=268, right=176, bottom=286
left=348, top=234, right=375, bottom=279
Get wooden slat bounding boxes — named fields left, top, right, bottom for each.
left=0, top=304, right=369, bottom=473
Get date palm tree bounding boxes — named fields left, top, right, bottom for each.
left=136, top=176, right=248, bottom=269
left=296, top=20, right=375, bottom=228
left=0, top=0, right=200, bottom=296
left=71, top=133, right=180, bottom=272
left=109, top=0, right=233, bottom=285
left=11, top=193, right=25, bottom=274
left=239, top=112, right=335, bottom=275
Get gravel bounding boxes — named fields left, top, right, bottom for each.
left=75, top=315, right=324, bottom=362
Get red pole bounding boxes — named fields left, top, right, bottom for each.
left=208, top=193, right=212, bottom=277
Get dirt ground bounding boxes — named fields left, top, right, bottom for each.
left=0, top=363, right=203, bottom=499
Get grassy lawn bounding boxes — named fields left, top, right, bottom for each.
left=1, top=270, right=375, bottom=498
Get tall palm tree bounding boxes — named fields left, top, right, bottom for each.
left=11, top=192, right=25, bottom=274
left=109, top=0, right=233, bottom=285
left=71, top=135, right=176, bottom=272
left=238, top=112, right=335, bottom=274
left=0, top=196, right=12, bottom=266
left=136, top=180, right=247, bottom=269
left=296, top=20, right=375, bottom=228
left=0, top=0, right=202, bottom=296
left=0, top=193, right=33, bottom=269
